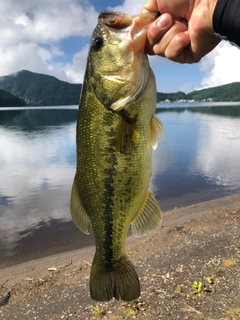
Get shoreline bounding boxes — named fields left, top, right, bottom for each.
left=1, top=188, right=237, bottom=270
left=1, top=193, right=240, bottom=281
left=1, top=193, right=240, bottom=319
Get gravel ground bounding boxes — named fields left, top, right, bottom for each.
left=1, top=194, right=240, bottom=319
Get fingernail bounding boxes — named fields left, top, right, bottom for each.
left=156, top=14, right=171, bottom=28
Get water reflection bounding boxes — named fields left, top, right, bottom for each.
left=192, top=114, right=240, bottom=187
left=153, top=105, right=240, bottom=205
left=1, top=104, right=240, bottom=268
left=156, top=103, right=240, bottom=117
left=0, top=109, right=78, bottom=265
left=0, top=107, right=78, bottom=129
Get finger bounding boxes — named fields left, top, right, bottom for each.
left=145, top=14, right=173, bottom=55
left=148, top=14, right=173, bottom=46
left=152, top=20, right=188, bottom=57
left=164, top=31, right=192, bottom=63
left=141, top=1, right=160, bottom=13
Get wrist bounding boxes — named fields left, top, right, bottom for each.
left=208, top=0, right=219, bottom=23
left=193, top=0, right=218, bottom=34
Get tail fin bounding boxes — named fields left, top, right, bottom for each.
left=90, top=255, right=140, bottom=302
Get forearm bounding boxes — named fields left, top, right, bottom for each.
left=213, top=0, right=240, bottom=46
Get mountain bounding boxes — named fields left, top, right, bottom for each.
left=188, top=82, right=240, bottom=101
left=0, top=88, right=25, bottom=107
left=157, top=82, right=240, bottom=102
left=0, top=70, right=240, bottom=106
left=0, top=70, right=81, bottom=106
left=157, top=91, right=187, bottom=102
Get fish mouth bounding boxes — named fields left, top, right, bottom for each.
left=98, top=11, right=158, bottom=43
left=98, top=12, right=133, bottom=29
left=91, top=12, right=158, bottom=111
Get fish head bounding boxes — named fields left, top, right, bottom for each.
left=86, top=11, right=157, bottom=111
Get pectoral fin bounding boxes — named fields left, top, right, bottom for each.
left=70, top=176, right=91, bottom=234
left=131, top=189, right=162, bottom=236
left=151, top=115, right=164, bottom=150
left=116, top=115, right=139, bottom=153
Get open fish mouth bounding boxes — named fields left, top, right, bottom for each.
left=98, top=12, right=133, bottom=29
left=98, top=11, right=158, bottom=42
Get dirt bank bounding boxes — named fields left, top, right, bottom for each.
left=1, top=194, right=240, bottom=319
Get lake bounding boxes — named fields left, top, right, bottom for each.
left=1, top=102, right=240, bottom=268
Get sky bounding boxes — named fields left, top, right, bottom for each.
left=1, top=0, right=240, bottom=93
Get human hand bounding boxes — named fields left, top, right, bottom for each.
left=142, top=0, right=221, bottom=63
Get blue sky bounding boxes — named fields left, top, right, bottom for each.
left=1, top=0, right=240, bottom=93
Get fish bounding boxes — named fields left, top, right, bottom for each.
left=70, top=11, right=164, bottom=302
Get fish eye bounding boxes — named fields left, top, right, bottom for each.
left=92, top=37, right=103, bottom=50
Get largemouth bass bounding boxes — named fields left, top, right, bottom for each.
left=70, top=11, right=163, bottom=302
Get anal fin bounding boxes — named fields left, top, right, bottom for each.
left=70, top=176, right=91, bottom=234
left=131, top=189, right=162, bottom=236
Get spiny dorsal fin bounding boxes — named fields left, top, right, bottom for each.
left=151, top=115, right=164, bottom=150
left=116, top=114, right=139, bottom=153
left=70, top=176, right=91, bottom=234
left=131, top=189, right=162, bottom=236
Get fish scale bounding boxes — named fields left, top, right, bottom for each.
left=70, top=11, right=164, bottom=302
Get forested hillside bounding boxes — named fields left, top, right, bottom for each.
left=0, top=70, right=81, bottom=106
left=0, top=88, right=25, bottom=107
left=157, top=82, right=240, bottom=102
left=0, top=70, right=240, bottom=106
left=188, top=82, right=240, bottom=101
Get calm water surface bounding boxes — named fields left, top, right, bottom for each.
left=1, top=103, right=240, bottom=268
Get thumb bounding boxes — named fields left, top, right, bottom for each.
left=141, top=1, right=160, bottom=14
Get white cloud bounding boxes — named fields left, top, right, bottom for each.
left=108, top=0, right=146, bottom=15
left=199, top=41, right=240, bottom=88
left=0, top=0, right=98, bottom=80
left=0, top=43, right=48, bottom=75
left=3, top=0, right=240, bottom=92
left=0, top=0, right=163, bottom=86
left=1, top=0, right=98, bottom=44
left=64, top=45, right=90, bottom=83
left=0, top=42, right=70, bottom=81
